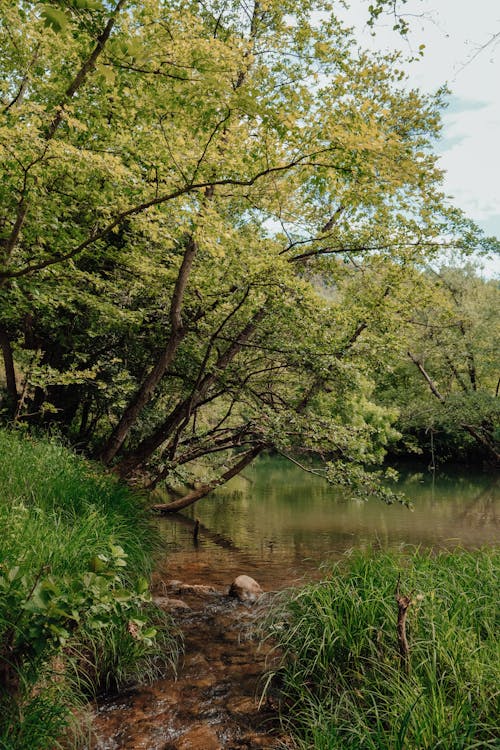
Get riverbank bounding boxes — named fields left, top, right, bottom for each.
left=268, top=547, right=500, bottom=749
left=0, top=430, right=178, bottom=749
left=1, top=437, right=498, bottom=748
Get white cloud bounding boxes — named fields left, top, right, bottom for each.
left=337, top=0, right=500, bottom=273
left=439, top=100, right=500, bottom=223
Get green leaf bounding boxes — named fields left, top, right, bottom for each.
left=110, top=545, right=127, bottom=559
left=72, top=0, right=103, bottom=9
left=135, top=576, right=149, bottom=595
left=113, top=588, right=132, bottom=602
left=8, top=566, right=20, bottom=582
left=40, top=5, right=69, bottom=32
left=90, top=555, right=106, bottom=573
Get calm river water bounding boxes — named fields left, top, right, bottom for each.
left=157, top=457, right=499, bottom=589
left=92, top=459, right=499, bottom=749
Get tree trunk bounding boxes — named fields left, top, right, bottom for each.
left=115, top=308, right=266, bottom=476
left=45, top=0, right=127, bottom=140
left=0, top=327, right=18, bottom=412
left=408, top=351, right=499, bottom=464
left=151, top=445, right=264, bottom=513
left=0, top=0, right=126, bottom=278
left=100, top=236, right=198, bottom=464
left=407, top=351, right=445, bottom=402
left=461, top=424, right=500, bottom=464
left=100, top=7, right=261, bottom=464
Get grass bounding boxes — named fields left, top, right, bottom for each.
left=0, top=429, right=179, bottom=749
left=267, top=547, right=500, bottom=749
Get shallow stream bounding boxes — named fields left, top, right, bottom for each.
left=91, top=459, right=499, bottom=749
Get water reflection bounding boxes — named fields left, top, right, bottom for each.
left=157, top=457, right=499, bottom=588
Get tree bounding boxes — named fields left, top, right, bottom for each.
left=375, top=264, right=499, bottom=464
left=0, top=0, right=494, bottom=508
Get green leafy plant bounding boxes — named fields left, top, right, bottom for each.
left=0, top=430, right=178, bottom=748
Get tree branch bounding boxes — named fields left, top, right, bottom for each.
left=0, top=147, right=344, bottom=282
left=150, top=444, right=264, bottom=513
left=407, top=351, right=445, bottom=402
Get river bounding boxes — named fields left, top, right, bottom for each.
left=91, top=459, right=499, bottom=749
left=157, top=457, right=499, bottom=588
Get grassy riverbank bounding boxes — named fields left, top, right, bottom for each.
left=0, top=430, right=177, bottom=749
left=269, top=547, right=499, bottom=749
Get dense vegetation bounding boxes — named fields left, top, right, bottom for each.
left=1, top=0, right=497, bottom=514
left=268, top=548, right=500, bottom=749
left=376, top=265, right=499, bottom=465
left=0, top=5, right=497, bottom=747
left=0, top=429, right=178, bottom=749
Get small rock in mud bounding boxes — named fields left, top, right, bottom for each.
left=167, top=580, right=220, bottom=597
left=226, top=696, right=257, bottom=714
left=239, top=733, right=287, bottom=748
left=228, top=575, right=263, bottom=603
left=175, top=723, right=222, bottom=750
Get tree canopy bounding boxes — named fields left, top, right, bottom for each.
left=0, top=0, right=497, bottom=508
left=375, top=264, right=500, bottom=464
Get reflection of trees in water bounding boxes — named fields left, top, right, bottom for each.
left=163, top=461, right=500, bottom=564
left=456, top=480, right=499, bottom=527
left=169, top=511, right=243, bottom=552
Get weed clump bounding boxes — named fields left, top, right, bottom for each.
left=268, top=547, right=499, bottom=749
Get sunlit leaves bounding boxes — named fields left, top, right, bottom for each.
left=39, top=5, right=69, bottom=32
left=0, top=0, right=493, bottom=488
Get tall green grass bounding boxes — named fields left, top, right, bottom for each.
left=267, top=548, right=499, bottom=749
left=0, top=429, right=178, bottom=749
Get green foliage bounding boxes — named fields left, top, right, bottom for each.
left=0, top=543, right=154, bottom=661
left=0, top=688, right=80, bottom=750
left=0, top=429, right=178, bottom=748
left=0, top=0, right=497, bottom=502
left=375, top=264, right=500, bottom=463
left=267, top=548, right=500, bottom=749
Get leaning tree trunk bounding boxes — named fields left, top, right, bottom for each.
left=100, top=236, right=198, bottom=464
left=0, top=327, right=18, bottom=415
left=115, top=309, right=266, bottom=477
left=151, top=445, right=264, bottom=513
left=407, top=351, right=500, bottom=465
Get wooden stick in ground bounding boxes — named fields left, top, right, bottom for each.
left=193, top=518, right=200, bottom=544
left=395, top=574, right=413, bottom=673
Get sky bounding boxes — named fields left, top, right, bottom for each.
left=339, top=0, right=500, bottom=275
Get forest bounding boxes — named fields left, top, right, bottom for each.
left=1, top=0, right=498, bottom=504
left=0, top=0, right=498, bottom=746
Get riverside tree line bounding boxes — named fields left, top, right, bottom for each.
left=1, top=0, right=498, bottom=511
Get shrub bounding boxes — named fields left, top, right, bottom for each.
left=0, top=429, right=178, bottom=749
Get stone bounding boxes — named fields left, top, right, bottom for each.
left=167, top=580, right=219, bottom=596
left=181, top=583, right=218, bottom=595
left=176, top=723, right=222, bottom=750
left=152, top=595, right=191, bottom=611
left=167, top=579, right=183, bottom=591
left=225, top=696, right=257, bottom=714
left=239, top=734, right=280, bottom=748
left=165, top=598, right=191, bottom=610
left=228, top=575, right=263, bottom=603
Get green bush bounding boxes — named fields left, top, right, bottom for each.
left=0, top=429, right=178, bottom=749
left=268, top=548, right=499, bottom=749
